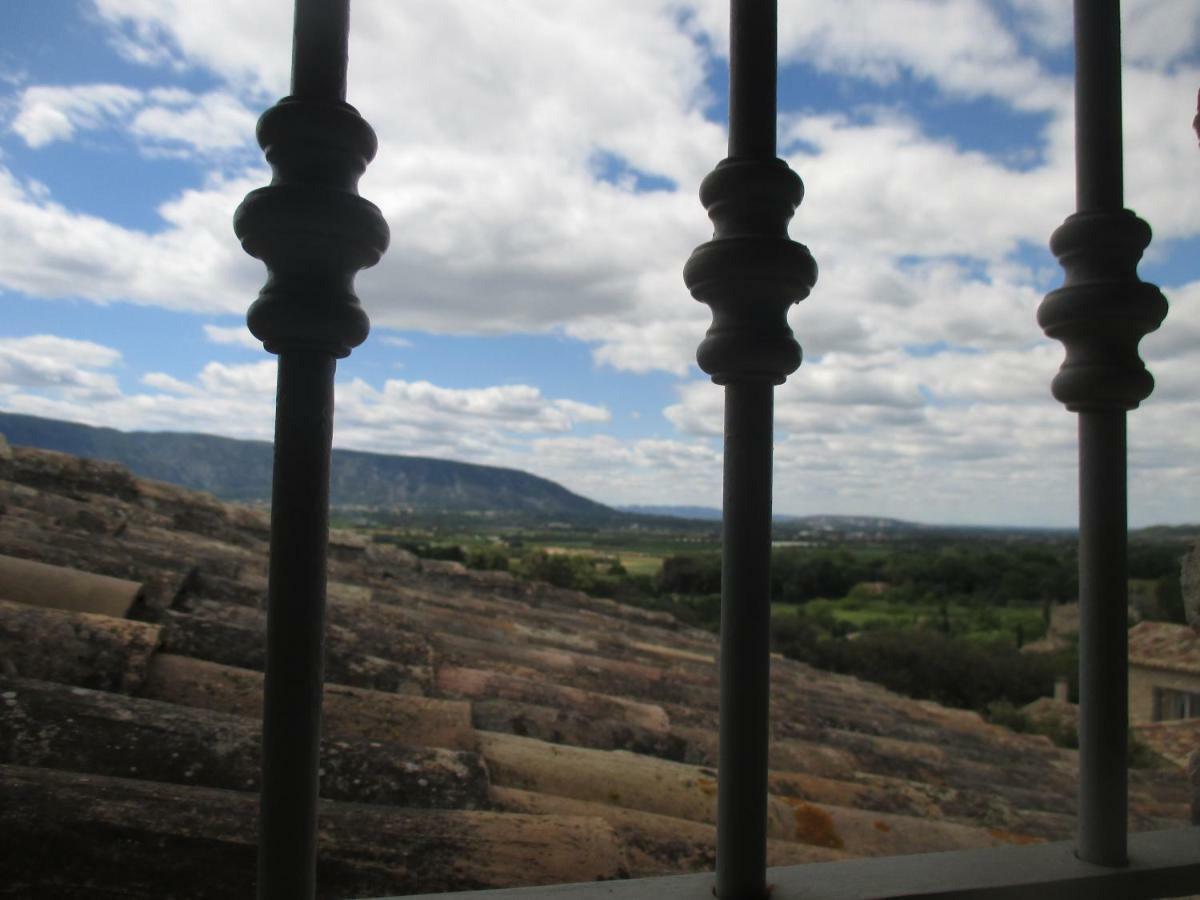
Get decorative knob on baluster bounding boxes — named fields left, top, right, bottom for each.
left=233, top=97, right=390, bottom=358
left=1038, top=209, right=1167, bottom=411
left=683, top=157, right=817, bottom=385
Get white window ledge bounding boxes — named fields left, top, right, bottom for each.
left=374, top=827, right=1200, bottom=900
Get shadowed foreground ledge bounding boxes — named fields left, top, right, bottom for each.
left=387, top=828, right=1200, bottom=900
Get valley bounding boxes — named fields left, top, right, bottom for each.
left=3, top=409, right=1196, bottom=739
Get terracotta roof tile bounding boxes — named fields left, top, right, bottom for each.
left=1134, top=718, right=1200, bottom=768
left=0, top=442, right=1193, bottom=896
left=1129, top=620, right=1200, bottom=675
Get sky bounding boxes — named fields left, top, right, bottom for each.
left=0, top=1, right=1197, bottom=528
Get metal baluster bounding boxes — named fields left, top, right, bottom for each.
left=233, top=1, right=389, bottom=896
left=684, top=2, right=816, bottom=896
left=1038, top=0, right=1166, bottom=868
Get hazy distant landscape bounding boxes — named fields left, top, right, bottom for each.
left=0, top=411, right=1090, bottom=536
left=0, top=411, right=617, bottom=523
left=3, top=411, right=1195, bottom=754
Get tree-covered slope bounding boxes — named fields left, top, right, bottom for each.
left=0, top=411, right=618, bottom=520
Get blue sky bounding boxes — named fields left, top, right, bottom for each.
left=0, top=1, right=1198, bottom=526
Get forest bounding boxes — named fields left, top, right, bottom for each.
left=376, top=525, right=1192, bottom=749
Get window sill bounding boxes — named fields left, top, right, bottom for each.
left=376, top=827, right=1200, bottom=900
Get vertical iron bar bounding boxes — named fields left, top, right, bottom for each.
left=717, top=381, right=775, bottom=898
left=291, top=0, right=350, bottom=102
left=1071, top=0, right=1128, bottom=867
left=1040, top=0, right=1166, bottom=872
left=728, top=1, right=777, bottom=159
left=252, top=0, right=350, bottom=874
left=1073, top=0, right=1123, bottom=211
left=1076, top=410, right=1129, bottom=865
left=718, top=5, right=777, bottom=895
left=258, top=351, right=336, bottom=899
left=686, top=3, right=816, bottom=897
left=234, top=1, right=387, bottom=897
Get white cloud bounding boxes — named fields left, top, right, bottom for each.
left=11, top=84, right=142, bottom=147
left=1143, top=280, right=1200, bottom=363
left=141, top=371, right=197, bottom=394
left=130, top=91, right=258, bottom=154
left=1122, top=65, right=1200, bottom=240
left=685, top=0, right=1069, bottom=111
left=337, top=379, right=610, bottom=440
left=0, top=339, right=613, bottom=468
left=1006, top=0, right=1073, bottom=50
left=661, top=277, right=1200, bottom=526
left=195, top=360, right=277, bottom=396
left=203, top=324, right=261, bottom=350
left=0, top=164, right=263, bottom=311
left=570, top=313, right=707, bottom=376
left=1, top=2, right=1197, bottom=525
left=6, top=3, right=1196, bottom=381
left=0, top=334, right=122, bottom=399
left=1013, top=0, right=1200, bottom=67
left=9, top=82, right=258, bottom=158
left=783, top=111, right=1071, bottom=262
left=1122, top=0, right=1200, bottom=70
left=519, top=434, right=723, bottom=507
left=90, top=0, right=291, bottom=98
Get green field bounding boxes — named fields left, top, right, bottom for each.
left=772, top=595, right=1048, bottom=646
left=367, top=525, right=721, bottom=580
left=355, top=518, right=1192, bottom=721
left=614, top=552, right=667, bottom=577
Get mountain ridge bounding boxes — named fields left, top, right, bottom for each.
left=0, top=411, right=618, bottom=522
left=5, top=411, right=1191, bottom=537
left=620, top=505, right=930, bottom=531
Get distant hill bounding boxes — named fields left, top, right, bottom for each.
left=0, top=412, right=619, bottom=522
left=778, top=514, right=925, bottom=532
left=621, top=505, right=926, bottom=531
left=7, top=411, right=1172, bottom=538
left=619, top=504, right=723, bottom=521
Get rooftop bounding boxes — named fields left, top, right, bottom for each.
left=0, top=440, right=1190, bottom=897
left=1134, top=719, right=1200, bottom=769
left=1128, top=621, right=1200, bottom=675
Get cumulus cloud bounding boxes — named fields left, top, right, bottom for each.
left=91, top=0, right=291, bottom=97
left=0, top=338, right=613, bottom=466
left=1122, top=64, right=1200, bottom=240
left=203, top=324, right=261, bottom=350
left=1122, top=0, right=1200, bottom=69
left=0, top=335, right=122, bottom=399
left=1143, top=280, right=1200, bottom=362
left=0, top=165, right=263, bottom=311
left=783, top=111, right=1071, bottom=261
left=1, top=2, right=1196, bottom=524
left=685, top=0, right=1069, bottom=111
left=1015, top=0, right=1200, bottom=67
left=662, top=272, right=1200, bottom=525
left=5, top=2, right=1196, bottom=375
left=10, top=82, right=258, bottom=157
left=764, top=400, right=1082, bottom=524
left=130, top=90, right=258, bottom=154
left=11, top=84, right=142, bottom=147
left=519, top=434, right=723, bottom=507
left=339, top=379, right=609, bottom=437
